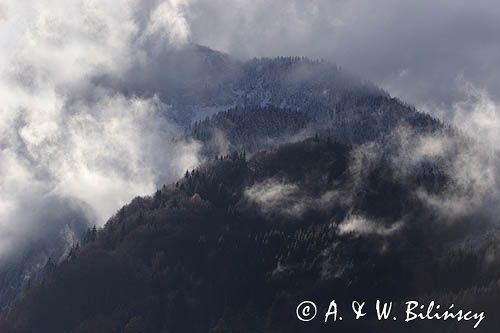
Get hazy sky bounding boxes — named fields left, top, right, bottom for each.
left=185, top=0, right=500, bottom=112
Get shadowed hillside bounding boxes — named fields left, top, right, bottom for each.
left=1, top=138, right=498, bottom=332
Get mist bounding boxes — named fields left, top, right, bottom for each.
left=182, top=0, right=500, bottom=227
left=0, top=0, right=499, bottom=303
left=0, top=0, right=199, bottom=263
left=185, top=0, right=500, bottom=223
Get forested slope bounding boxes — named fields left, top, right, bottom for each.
left=1, top=138, right=497, bottom=332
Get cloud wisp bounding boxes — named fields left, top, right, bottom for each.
left=244, top=179, right=344, bottom=219
left=349, top=89, right=500, bottom=225
left=337, top=215, right=403, bottom=237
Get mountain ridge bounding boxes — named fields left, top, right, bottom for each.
left=0, top=44, right=494, bottom=333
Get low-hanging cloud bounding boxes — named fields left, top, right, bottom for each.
left=182, top=0, right=500, bottom=228
left=244, top=180, right=308, bottom=218
left=0, top=0, right=199, bottom=265
left=416, top=83, right=500, bottom=221
left=337, top=215, right=403, bottom=237
left=244, top=178, right=345, bottom=219
left=244, top=178, right=404, bottom=238
left=349, top=85, right=500, bottom=224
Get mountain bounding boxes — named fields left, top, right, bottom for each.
left=0, top=44, right=494, bottom=332
left=118, top=44, right=440, bottom=134
left=1, top=44, right=439, bottom=310
left=1, top=138, right=498, bottom=332
left=138, top=45, right=445, bottom=154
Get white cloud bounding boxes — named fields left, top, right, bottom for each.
left=144, top=0, right=190, bottom=46
left=392, top=83, right=500, bottom=221
left=337, top=215, right=403, bottom=237
left=0, top=0, right=197, bottom=260
left=244, top=179, right=343, bottom=218
left=244, top=180, right=306, bottom=218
